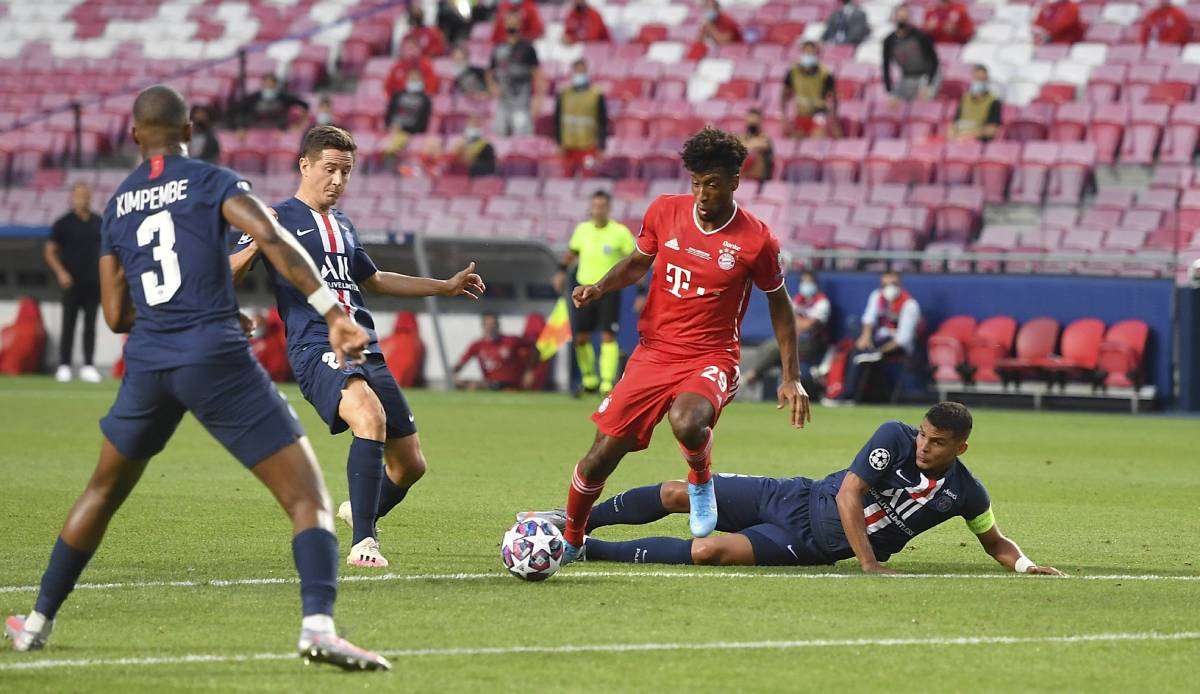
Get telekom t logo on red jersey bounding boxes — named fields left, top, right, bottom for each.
left=664, top=263, right=692, bottom=297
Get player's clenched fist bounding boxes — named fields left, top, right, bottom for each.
left=327, top=315, right=369, bottom=368
left=572, top=284, right=603, bottom=309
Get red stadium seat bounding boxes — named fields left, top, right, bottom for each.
left=934, top=187, right=984, bottom=242
left=1120, top=104, right=1169, bottom=165
left=1088, top=103, right=1128, bottom=165
left=1049, top=102, right=1091, bottom=143
left=1004, top=103, right=1053, bottom=142
left=977, top=140, right=1020, bottom=204
left=1036, top=83, right=1076, bottom=105
left=1159, top=103, right=1200, bottom=165
left=824, top=139, right=869, bottom=183
left=781, top=138, right=829, bottom=182
left=837, top=99, right=868, bottom=138
left=864, top=139, right=907, bottom=184
left=1046, top=142, right=1095, bottom=205
left=1085, top=63, right=1126, bottom=103
left=865, top=100, right=908, bottom=139
left=971, top=225, right=1021, bottom=272
left=868, top=183, right=907, bottom=207
left=965, top=316, right=1017, bottom=383
left=1097, top=320, right=1149, bottom=388
left=1038, top=318, right=1105, bottom=378
left=928, top=315, right=977, bottom=383
left=1009, top=141, right=1058, bottom=205
left=905, top=100, right=947, bottom=139
left=995, top=317, right=1061, bottom=381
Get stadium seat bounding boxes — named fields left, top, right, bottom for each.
left=1096, top=319, right=1149, bottom=388
left=1050, top=102, right=1092, bottom=142
left=935, top=187, right=984, bottom=242
left=1004, top=103, right=1054, bottom=142
left=939, top=140, right=983, bottom=186
left=1120, top=104, right=1169, bottom=165
left=928, top=315, right=978, bottom=383
left=1088, top=103, right=1128, bottom=165
left=978, top=140, right=1021, bottom=204
left=995, top=317, right=1061, bottom=383
left=971, top=225, right=1021, bottom=273
left=824, top=139, right=869, bottom=183
left=1046, top=142, right=1095, bottom=205
left=964, top=315, right=1018, bottom=384
left=781, top=138, right=830, bottom=182
left=1009, top=141, right=1058, bottom=205
left=1160, top=103, right=1200, bottom=165
left=864, top=139, right=907, bottom=184
left=1038, top=318, right=1106, bottom=381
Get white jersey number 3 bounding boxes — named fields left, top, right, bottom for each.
left=136, top=210, right=182, bottom=306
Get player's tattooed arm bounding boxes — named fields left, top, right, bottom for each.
left=766, top=286, right=811, bottom=428
left=835, top=472, right=896, bottom=574
left=361, top=262, right=486, bottom=299
left=975, top=525, right=1065, bottom=576
left=99, top=254, right=136, bottom=333
left=573, top=250, right=653, bottom=308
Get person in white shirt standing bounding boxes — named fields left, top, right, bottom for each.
left=835, top=271, right=921, bottom=404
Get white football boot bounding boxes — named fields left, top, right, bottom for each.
left=5, top=613, right=53, bottom=651
left=346, top=537, right=389, bottom=568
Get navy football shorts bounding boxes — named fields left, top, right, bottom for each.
left=290, top=346, right=417, bottom=440
left=100, top=352, right=304, bottom=468
left=713, top=473, right=834, bottom=567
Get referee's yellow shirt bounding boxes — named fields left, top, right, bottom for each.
left=568, top=220, right=635, bottom=285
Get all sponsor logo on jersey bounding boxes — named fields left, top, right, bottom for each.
left=321, top=255, right=356, bottom=290
left=868, top=448, right=891, bottom=470
left=721, top=240, right=742, bottom=252
left=717, top=250, right=736, bottom=271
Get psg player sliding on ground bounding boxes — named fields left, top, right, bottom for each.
left=524, top=127, right=812, bottom=564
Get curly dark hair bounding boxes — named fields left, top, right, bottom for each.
left=680, top=126, right=747, bottom=177
left=924, top=401, right=973, bottom=440
left=301, top=124, right=357, bottom=161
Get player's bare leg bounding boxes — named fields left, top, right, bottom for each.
left=561, top=431, right=637, bottom=563
left=336, top=377, right=389, bottom=567
left=667, top=393, right=719, bottom=537
left=252, top=437, right=390, bottom=671
left=7, top=439, right=149, bottom=651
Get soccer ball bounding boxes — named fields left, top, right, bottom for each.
left=501, top=518, right=565, bottom=581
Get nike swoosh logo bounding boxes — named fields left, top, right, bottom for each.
left=408, top=414, right=415, bottom=422
left=896, top=470, right=912, bottom=483
left=786, top=545, right=799, bottom=559
left=296, top=228, right=316, bottom=236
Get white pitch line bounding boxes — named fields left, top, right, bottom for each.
left=1, top=631, right=1197, bottom=672
left=0, top=570, right=1196, bottom=596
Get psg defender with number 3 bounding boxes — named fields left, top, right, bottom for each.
left=529, top=128, right=812, bottom=563
left=5, top=86, right=389, bottom=670
left=230, top=125, right=485, bottom=569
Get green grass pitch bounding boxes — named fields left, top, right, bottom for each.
left=1, top=377, right=1197, bottom=691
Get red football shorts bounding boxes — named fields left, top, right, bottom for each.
left=592, top=347, right=740, bottom=451
left=792, top=113, right=828, bottom=136
left=561, top=147, right=598, bottom=177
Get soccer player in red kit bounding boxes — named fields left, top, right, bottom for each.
left=529, top=128, right=812, bottom=563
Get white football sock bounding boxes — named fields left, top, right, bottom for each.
left=301, top=614, right=335, bottom=634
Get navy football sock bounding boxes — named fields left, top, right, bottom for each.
left=376, top=474, right=409, bottom=521
left=292, top=527, right=338, bottom=617
left=584, top=537, right=694, bottom=565
left=33, top=537, right=95, bottom=619
left=347, top=437, right=384, bottom=545
left=586, top=484, right=668, bottom=531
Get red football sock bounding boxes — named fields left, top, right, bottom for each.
left=564, top=464, right=606, bottom=547
left=680, top=429, right=713, bottom=485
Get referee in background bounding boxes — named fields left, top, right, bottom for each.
left=553, top=189, right=634, bottom=396
left=45, top=182, right=102, bottom=383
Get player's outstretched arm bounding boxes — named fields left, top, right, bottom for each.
left=835, top=471, right=896, bottom=574
left=99, top=254, right=136, bottom=333
left=766, top=286, right=811, bottom=428
left=360, top=261, right=486, bottom=299
left=572, top=250, right=654, bottom=309
left=975, top=525, right=1064, bottom=576
left=221, top=193, right=367, bottom=366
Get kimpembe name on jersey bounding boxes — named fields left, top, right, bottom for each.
left=114, top=179, right=190, bottom=218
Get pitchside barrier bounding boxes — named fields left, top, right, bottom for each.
left=1, top=227, right=1197, bottom=411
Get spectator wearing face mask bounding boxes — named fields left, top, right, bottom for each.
left=447, top=115, right=498, bottom=177
left=404, top=3, right=448, bottom=58
left=832, top=270, right=921, bottom=405
left=687, top=0, right=742, bottom=58
left=491, top=0, right=545, bottom=44
left=782, top=41, right=841, bottom=139
left=236, top=74, right=308, bottom=129
left=488, top=13, right=543, bottom=136
left=385, top=38, right=440, bottom=101
left=1033, top=0, right=1086, bottom=44
left=743, top=271, right=829, bottom=398
left=554, top=59, right=608, bottom=178
left=950, top=65, right=1002, bottom=142
left=922, top=0, right=975, bottom=44
left=882, top=6, right=940, bottom=102
left=564, top=0, right=610, bottom=44
left=822, top=0, right=871, bottom=45
left=383, top=69, right=433, bottom=157
left=740, top=109, right=774, bottom=182
left=312, top=95, right=336, bottom=127
left=451, top=46, right=490, bottom=100
left=188, top=105, right=220, bottom=163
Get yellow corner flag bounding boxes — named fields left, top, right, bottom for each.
left=536, top=298, right=572, bottom=362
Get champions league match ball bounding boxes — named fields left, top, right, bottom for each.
left=501, top=518, right=565, bottom=581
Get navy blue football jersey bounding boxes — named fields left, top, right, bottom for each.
left=232, top=197, right=380, bottom=352
left=101, top=154, right=252, bottom=370
left=808, top=421, right=993, bottom=562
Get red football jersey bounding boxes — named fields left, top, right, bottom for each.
left=634, top=194, right=784, bottom=358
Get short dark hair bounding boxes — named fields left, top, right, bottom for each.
left=924, top=402, right=973, bottom=439
left=301, top=125, right=357, bottom=161
left=801, top=40, right=818, bottom=51
left=801, top=269, right=818, bottom=281
left=133, top=85, right=189, bottom=133
left=680, top=126, right=747, bottom=177
left=592, top=189, right=611, bottom=201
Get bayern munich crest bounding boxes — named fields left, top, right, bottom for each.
left=717, top=250, right=736, bottom=271
left=868, top=448, right=891, bottom=470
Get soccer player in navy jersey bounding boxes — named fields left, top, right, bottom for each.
left=523, top=402, right=1063, bottom=575
left=229, top=125, right=485, bottom=568
left=4, top=86, right=390, bottom=670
